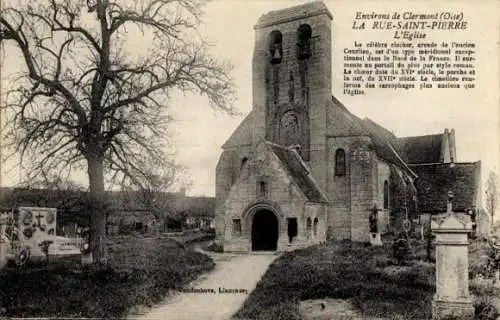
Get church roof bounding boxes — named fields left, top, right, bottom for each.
left=268, top=143, right=328, bottom=203
left=397, top=134, right=443, bottom=164
left=328, top=95, right=367, bottom=136
left=222, top=110, right=254, bottom=149
left=411, top=162, right=481, bottom=213
left=360, top=118, right=413, bottom=175
left=329, top=95, right=416, bottom=177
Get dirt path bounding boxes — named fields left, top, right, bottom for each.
left=131, top=251, right=277, bottom=320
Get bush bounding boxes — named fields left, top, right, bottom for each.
left=474, top=296, right=499, bottom=320
left=204, top=242, right=224, bottom=253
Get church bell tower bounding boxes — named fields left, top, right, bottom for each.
left=251, top=1, right=333, bottom=164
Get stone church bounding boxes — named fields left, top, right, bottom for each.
left=215, top=1, right=481, bottom=252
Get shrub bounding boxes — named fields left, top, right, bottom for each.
left=474, top=296, right=499, bottom=320
left=204, top=242, right=224, bottom=253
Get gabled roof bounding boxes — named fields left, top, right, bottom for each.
left=360, top=118, right=416, bottom=177
left=412, top=162, right=481, bottom=213
left=222, top=110, right=254, bottom=149
left=397, top=134, right=443, bottom=164
left=328, top=95, right=367, bottom=136
left=268, top=143, right=328, bottom=203
left=329, top=95, right=416, bottom=177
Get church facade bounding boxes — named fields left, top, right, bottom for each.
left=215, top=1, right=481, bottom=252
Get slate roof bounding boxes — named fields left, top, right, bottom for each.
left=397, top=134, right=443, bottom=164
left=328, top=95, right=367, bottom=136
left=165, top=195, right=215, bottom=217
left=361, top=118, right=416, bottom=177
left=255, top=1, right=332, bottom=28
left=268, top=143, right=328, bottom=203
left=329, top=95, right=416, bottom=177
left=411, top=162, right=481, bottom=213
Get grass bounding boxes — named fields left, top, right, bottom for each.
left=234, top=238, right=499, bottom=320
left=0, top=235, right=215, bottom=318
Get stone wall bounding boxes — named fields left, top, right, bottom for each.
left=326, top=136, right=357, bottom=239
left=349, top=139, right=375, bottom=242
left=223, top=145, right=326, bottom=252
left=215, top=145, right=253, bottom=240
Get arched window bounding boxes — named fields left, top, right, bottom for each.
left=296, top=24, right=312, bottom=60
left=383, top=180, right=389, bottom=209
left=306, top=217, right=312, bottom=239
left=313, top=218, right=319, bottom=237
left=240, top=157, right=248, bottom=175
left=269, top=30, right=283, bottom=64
left=335, top=149, right=346, bottom=176
left=241, top=157, right=248, bottom=169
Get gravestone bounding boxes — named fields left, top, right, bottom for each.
left=431, top=213, right=474, bottom=319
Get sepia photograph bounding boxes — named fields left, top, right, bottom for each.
left=0, top=0, right=499, bottom=319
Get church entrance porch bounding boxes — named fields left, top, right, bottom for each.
left=251, top=209, right=279, bottom=251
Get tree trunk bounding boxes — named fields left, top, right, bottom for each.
left=87, top=155, right=107, bottom=265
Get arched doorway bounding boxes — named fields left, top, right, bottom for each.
left=251, top=209, right=279, bottom=251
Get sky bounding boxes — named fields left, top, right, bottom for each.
left=1, top=0, right=499, bottom=203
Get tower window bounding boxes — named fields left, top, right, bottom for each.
left=383, top=180, right=389, bottom=209
left=296, top=24, right=312, bottom=60
left=335, top=149, right=346, bottom=176
left=269, top=30, right=283, bottom=64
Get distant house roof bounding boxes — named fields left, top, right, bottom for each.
left=269, top=143, right=328, bottom=203
left=397, top=134, right=443, bottom=164
left=166, top=196, right=215, bottom=217
left=412, top=162, right=481, bottom=213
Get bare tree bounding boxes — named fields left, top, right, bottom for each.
left=0, top=0, right=235, bottom=264
left=485, top=171, right=499, bottom=229
left=130, top=165, right=190, bottom=218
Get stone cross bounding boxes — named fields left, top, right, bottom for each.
left=431, top=213, right=474, bottom=319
